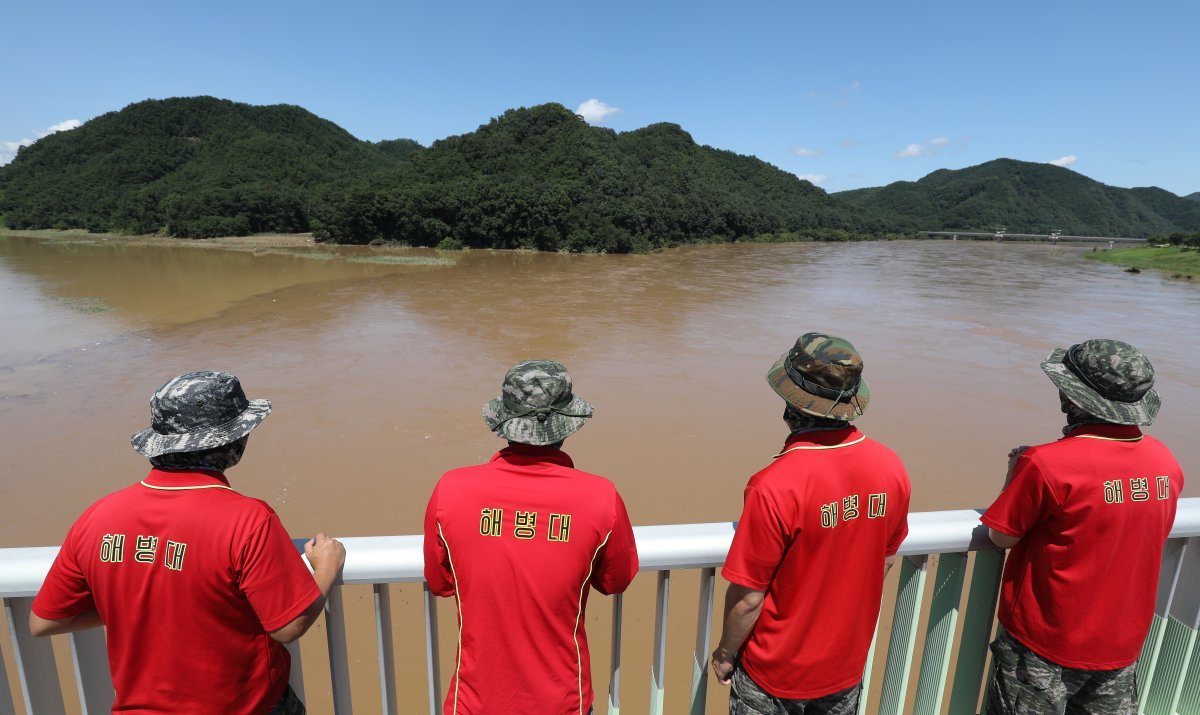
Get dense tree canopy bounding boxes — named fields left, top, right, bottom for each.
left=835, top=159, right=1200, bottom=237
left=311, top=105, right=880, bottom=251
left=0, top=97, right=392, bottom=238
left=2, top=98, right=1197, bottom=250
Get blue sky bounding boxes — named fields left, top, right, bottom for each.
left=2, top=0, right=1197, bottom=195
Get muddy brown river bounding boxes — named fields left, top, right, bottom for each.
left=1, top=234, right=1196, bottom=713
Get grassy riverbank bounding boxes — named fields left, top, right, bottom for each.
left=1087, top=246, right=1200, bottom=278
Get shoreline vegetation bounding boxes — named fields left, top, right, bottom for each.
left=1087, top=231, right=1200, bottom=278
left=1088, top=245, right=1200, bottom=279
left=0, top=227, right=319, bottom=249
left=0, top=226, right=916, bottom=252
left=5, top=226, right=1200, bottom=278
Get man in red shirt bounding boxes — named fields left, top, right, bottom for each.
left=982, top=339, right=1183, bottom=714
left=424, top=360, right=638, bottom=715
left=30, top=371, right=346, bottom=714
left=712, top=333, right=911, bottom=714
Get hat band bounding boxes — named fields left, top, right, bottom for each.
left=150, top=405, right=250, bottom=438
left=493, top=394, right=591, bottom=430
left=1063, top=345, right=1148, bottom=404
left=784, top=358, right=860, bottom=404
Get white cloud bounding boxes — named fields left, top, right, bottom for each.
left=796, top=173, right=829, bottom=185
left=794, top=146, right=822, bottom=157
left=0, top=118, right=82, bottom=166
left=1, top=139, right=33, bottom=166
left=1049, top=154, right=1078, bottom=167
left=896, top=143, right=924, bottom=158
left=39, top=119, right=81, bottom=137
left=929, top=137, right=951, bottom=146
left=575, top=99, right=620, bottom=125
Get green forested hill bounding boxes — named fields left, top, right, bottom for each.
left=1186, top=192, right=1200, bottom=203
left=0, top=99, right=871, bottom=249
left=0, top=97, right=397, bottom=237
left=836, top=159, right=1200, bottom=237
left=313, top=105, right=872, bottom=251
left=2, top=98, right=1197, bottom=249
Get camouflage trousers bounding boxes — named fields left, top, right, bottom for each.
left=984, top=632, right=1137, bottom=714
left=268, top=685, right=306, bottom=715
left=730, top=667, right=861, bottom=715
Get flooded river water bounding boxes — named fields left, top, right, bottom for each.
left=1, top=234, right=1196, bottom=712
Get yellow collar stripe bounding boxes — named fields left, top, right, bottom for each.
left=773, top=434, right=866, bottom=458
left=139, top=481, right=234, bottom=491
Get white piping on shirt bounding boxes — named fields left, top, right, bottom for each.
left=438, top=522, right=464, bottom=715
left=139, top=481, right=234, bottom=491
left=773, top=434, right=866, bottom=458
left=575, top=531, right=612, bottom=715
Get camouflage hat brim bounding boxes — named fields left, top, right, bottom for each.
left=130, top=399, right=272, bottom=458
left=766, top=352, right=870, bottom=421
left=1041, top=349, right=1159, bottom=426
left=483, top=394, right=594, bottom=446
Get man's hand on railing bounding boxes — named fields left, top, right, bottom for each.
left=1004, top=445, right=1030, bottom=488
left=270, top=533, right=346, bottom=644
left=307, top=533, right=347, bottom=586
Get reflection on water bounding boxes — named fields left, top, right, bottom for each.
left=1, top=235, right=1197, bottom=547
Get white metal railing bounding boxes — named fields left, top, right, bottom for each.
left=3, top=500, right=1200, bottom=715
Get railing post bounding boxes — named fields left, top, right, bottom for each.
left=285, top=640, right=305, bottom=701
left=0, top=600, right=17, bottom=714
left=373, top=584, right=398, bottom=714
left=68, top=627, right=114, bottom=714
left=947, top=549, right=1004, bottom=715
left=1144, top=537, right=1200, bottom=715
left=913, top=552, right=966, bottom=714
left=608, top=593, right=623, bottom=715
left=649, top=570, right=670, bottom=715
left=5, top=596, right=66, bottom=715
left=1138, top=538, right=1186, bottom=711
left=324, top=585, right=353, bottom=714
left=423, top=583, right=442, bottom=715
left=689, top=567, right=715, bottom=715
left=857, top=615, right=881, bottom=715
left=878, top=555, right=928, bottom=715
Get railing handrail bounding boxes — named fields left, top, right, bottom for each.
left=5, top=498, right=1200, bottom=596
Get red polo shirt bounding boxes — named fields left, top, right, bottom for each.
left=33, top=469, right=321, bottom=714
left=982, top=424, right=1184, bottom=669
left=722, top=427, right=911, bottom=699
left=423, top=445, right=639, bottom=715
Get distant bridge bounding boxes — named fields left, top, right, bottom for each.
left=920, top=230, right=1146, bottom=244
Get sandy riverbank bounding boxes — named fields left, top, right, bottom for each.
left=0, top=228, right=319, bottom=250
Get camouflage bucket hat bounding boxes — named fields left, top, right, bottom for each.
left=1041, top=339, right=1160, bottom=426
left=483, top=360, right=594, bottom=446
left=130, top=371, right=272, bottom=458
left=766, top=333, right=870, bottom=421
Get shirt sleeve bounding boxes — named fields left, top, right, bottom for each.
left=32, top=524, right=95, bottom=620
left=423, top=483, right=456, bottom=597
left=722, top=485, right=789, bottom=591
left=886, top=472, right=912, bottom=556
left=589, top=490, right=639, bottom=595
left=236, top=512, right=322, bottom=633
left=981, top=451, right=1059, bottom=539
